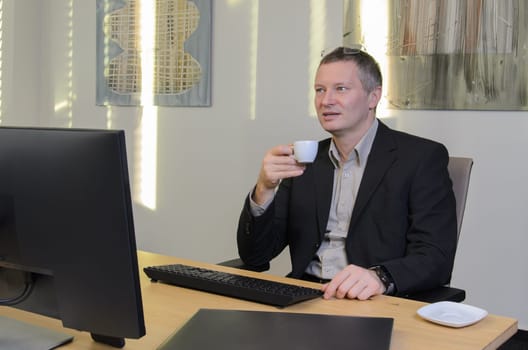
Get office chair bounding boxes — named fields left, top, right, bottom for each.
left=220, top=156, right=474, bottom=303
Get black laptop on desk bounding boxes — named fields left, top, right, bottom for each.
left=158, top=309, right=393, bottom=350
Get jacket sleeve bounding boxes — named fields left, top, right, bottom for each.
left=383, top=144, right=458, bottom=295
left=236, top=184, right=290, bottom=267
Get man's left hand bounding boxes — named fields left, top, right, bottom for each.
left=321, top=264, right=385, bottom=300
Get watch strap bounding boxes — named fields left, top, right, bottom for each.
left=369, top=265, right=396, bottom=295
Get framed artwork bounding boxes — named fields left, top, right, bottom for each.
left=344, top=0, right=528, bottom=110
left=96, top=0, right=212, bottom=106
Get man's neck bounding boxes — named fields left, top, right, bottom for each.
left=332, top=117, right=376, bottom=161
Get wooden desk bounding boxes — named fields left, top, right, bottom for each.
left=0, top=251, right=518, bottom=349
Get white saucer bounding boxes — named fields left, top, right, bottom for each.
left=417, top=301, right=488, bottom=328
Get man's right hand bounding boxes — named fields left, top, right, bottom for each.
left=252, top=145, right=306, bottom=205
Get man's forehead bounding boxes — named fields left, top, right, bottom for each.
left=315, top=61, right=359, bottom=82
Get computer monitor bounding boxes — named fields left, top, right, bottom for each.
left=0, top=126, right=146, bottom=348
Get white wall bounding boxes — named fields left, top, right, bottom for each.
left=3, top=0, right=527, bottom=329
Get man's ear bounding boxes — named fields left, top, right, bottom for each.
left=368, top=86, right=382, bottom=109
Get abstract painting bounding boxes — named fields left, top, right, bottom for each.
left=344, top=0, right=528, bottom=110
left=96, top=0, right=212, bottom=106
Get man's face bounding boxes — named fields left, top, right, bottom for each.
left=314, top=61, right=380, bottom=137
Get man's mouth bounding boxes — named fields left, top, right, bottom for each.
left=322, top=111, right=340, bottom=118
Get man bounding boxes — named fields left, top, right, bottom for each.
left=237, top=47, right=457, bottom=300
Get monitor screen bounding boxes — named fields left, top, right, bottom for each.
left=0, top=126, right=146, bottom=347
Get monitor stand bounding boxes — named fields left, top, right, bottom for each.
left=91, top=333, right=126, bottom=348
left=0, top=315, right=73, bottom=350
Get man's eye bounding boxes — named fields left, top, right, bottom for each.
left=315, top=88, right=325, bottom=94
left=336, top=86, right=348, bottom=91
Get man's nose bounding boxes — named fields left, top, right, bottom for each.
left=321, top=91, right=335, bottom=105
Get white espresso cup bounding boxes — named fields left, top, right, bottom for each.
left=293, top=140, right=318, bottom=163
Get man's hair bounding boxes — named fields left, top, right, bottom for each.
left=319, top=47, right=382, bottom=93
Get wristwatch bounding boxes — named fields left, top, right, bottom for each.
left=369, top=265, right=396, bottom=295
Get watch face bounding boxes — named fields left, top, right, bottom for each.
left=379, top=271, right=389, bottom=285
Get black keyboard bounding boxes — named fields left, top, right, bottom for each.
left=143, top=264, right=323, bottom=307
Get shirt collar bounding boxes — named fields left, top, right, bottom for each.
left=328, top=118, right=379, bottom=168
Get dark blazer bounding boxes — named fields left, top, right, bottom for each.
left=237, top=120, right=457, bottom=296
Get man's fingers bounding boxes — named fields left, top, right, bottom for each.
left=321, top=265, right=383, bottom=300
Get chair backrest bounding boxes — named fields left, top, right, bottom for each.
left=447, top=157, right=473, bottom=238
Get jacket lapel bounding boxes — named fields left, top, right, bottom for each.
left=349, top=122, right=397, bottom=231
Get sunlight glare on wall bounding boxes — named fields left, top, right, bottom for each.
left=226, top=0, right=243, bottom=6
left=308, top=0, right=326, bottom=118
left=52, top=0, right=74, bottom=125
left=249, top=0, right=259, bottom=120
left=67, top=0, right=73, bottom=126
left=0, top=0, right=4, bottom=123
left=105, top=105, right=113, bottom=129
left=138, top=0, right=158, bottom=211
left=103, top=0, right=113, bottom=128
left=360, top=0, right=389, bottom=117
